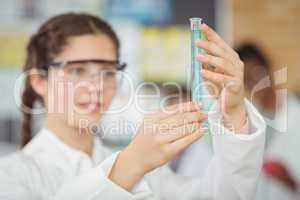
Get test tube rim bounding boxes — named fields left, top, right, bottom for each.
left=189, top=17, right=202, bottom=30
left=189, top=17, right=202, bottom=22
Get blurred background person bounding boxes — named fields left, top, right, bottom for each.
left=237, top=43, right=300, bottom=200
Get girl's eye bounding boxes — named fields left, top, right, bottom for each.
left=67, top=66, right=86, bottom=76
left=103, top=71, right=116, bottom=80
left=105, top=71, right=115, bottom=77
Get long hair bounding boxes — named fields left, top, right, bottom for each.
left=21, top=13, right=120, bottom=146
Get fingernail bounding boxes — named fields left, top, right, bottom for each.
left=200, top=126, right=209, bottom=132
left=196, top=40, right=205, bottom=48
left=200, top=23, right=207, bottom=30
left=195, top=39, right=201, bottom=44
left=198, top=103, right=202, bottom=109
left=196, top=54, right=206, bottom=61
left=194, top=101, right=202, bottom=109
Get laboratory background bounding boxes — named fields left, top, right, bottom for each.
left=0, top=0, right=300, bottom=199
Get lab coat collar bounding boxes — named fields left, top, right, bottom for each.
left=23, top=128, right=106, bottom=173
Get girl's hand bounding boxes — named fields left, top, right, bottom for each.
left=109, top=102, right=207, bottom=191
left=196, top=24, right=247, bottom=132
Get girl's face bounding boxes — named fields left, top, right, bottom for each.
left=44, top=34, right=118, bottom=129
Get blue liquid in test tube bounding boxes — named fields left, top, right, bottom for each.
left=190, top=18, right=209, bottom=127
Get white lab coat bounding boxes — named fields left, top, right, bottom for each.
left=0, top=100, right=266, bottom=200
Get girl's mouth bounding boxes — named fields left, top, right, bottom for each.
left=77, top=102, right=101, bottom=113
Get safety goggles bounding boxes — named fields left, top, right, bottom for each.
left=47, top=59, right=127, bottom=86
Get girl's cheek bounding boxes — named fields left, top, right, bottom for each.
left=103, top=89, right=116, bottom=103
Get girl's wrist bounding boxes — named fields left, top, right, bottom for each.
left=108, top=148, right=145, bottom=191
left=120, top=148, right=146, bottom=177
left=223, top=102, right=248, bottom=134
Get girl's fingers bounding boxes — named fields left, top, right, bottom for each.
left=196, top=40, right=234, bottom=64
left=162, top=122, right=203, bottom=142
left=203, top=62, right=210, bottom=70
left=169, top=128, right=205, bottom=153
left=149, top=101, right=201, bottom=121
left=196, top=54, right=236, bottom=76
left=202, top=69, right=232, bottom=86
left=200, top=24, right=240, bottom=61
left=160, top=111, right=207, bottom=128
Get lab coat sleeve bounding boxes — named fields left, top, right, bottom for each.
left=0, top=152, right=156, bottom=200
left=53, top=152, right=156, bottom=200
left=206, top=99, right=266, bottom=199
left=150, top=99, right=266, bottom=200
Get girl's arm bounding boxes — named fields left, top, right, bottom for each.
left=153, top=99, right=266, bottom=200
left=0, top=153, right=156, bottom=200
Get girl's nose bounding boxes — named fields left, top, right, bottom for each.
left=89, top=78, right=103, bottom=93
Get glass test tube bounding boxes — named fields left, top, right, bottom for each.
left=190, top=18, right=210, bottom=127
left=190, top=18, right=204, bottom=103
